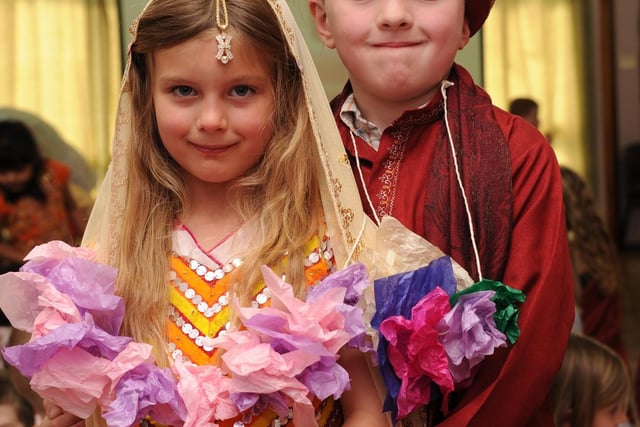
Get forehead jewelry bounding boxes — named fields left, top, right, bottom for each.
left=215, top=0, right=233, bottom=64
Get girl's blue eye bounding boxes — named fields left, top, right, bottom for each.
left=231, top=85, right=253, bottom=97
left=173, top=86, right=194, bottom=96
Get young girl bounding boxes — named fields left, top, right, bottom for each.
left=41, top=0, right=385, bottom=426
left=551, top=333, right=636, bottom=427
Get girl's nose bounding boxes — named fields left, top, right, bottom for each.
left=197, top=99, right=227, bottom=132
left=377, top=0, right=413, bottom=30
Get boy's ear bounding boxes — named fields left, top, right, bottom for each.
left=459, top=18, right=472, bottom=50
left=308, top=0, right=335, bottom=48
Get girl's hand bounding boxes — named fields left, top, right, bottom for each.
left=339, top=347, right=390, bottom=427
left=41, top=400, right=85, bottom=427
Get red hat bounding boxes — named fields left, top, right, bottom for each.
left=466, top=0, right=496, bottom=36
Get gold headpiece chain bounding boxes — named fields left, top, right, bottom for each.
left=215, top=0, right=233, bottom=64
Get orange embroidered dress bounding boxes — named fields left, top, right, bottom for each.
left=162, top=223, right=343, bottom=427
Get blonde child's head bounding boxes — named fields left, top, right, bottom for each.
left=551, top=333, right=634, bottom=427
left=116, top=0, right=322, bottom=358
left=127, top=0, right=308, bottom=206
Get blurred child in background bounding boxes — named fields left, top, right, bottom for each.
left=0, top=120, right=87, bottom=273
left=551, top=333, right=636, bottom=427
left=509, top=98, right=626, bottom=360
left=0, top=119, right=88, bottom=424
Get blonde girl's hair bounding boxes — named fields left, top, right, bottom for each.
left=551, top=333, right=635, bottom=427
left=119, top=0, right=322, bottom=364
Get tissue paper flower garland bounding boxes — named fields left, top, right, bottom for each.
left=205, top=264, right=372, bottom=426
left=371, top=256, right=525, bottom=422
left=0, top=241, right=370, bottom=427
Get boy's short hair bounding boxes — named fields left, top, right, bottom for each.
left=467, top=0, right=496, bottom=36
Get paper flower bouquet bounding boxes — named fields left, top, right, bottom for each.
left=371, top=256, right=525, bottom=422
left=0, top=241, right=371, bottom=427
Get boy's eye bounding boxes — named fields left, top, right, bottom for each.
left=230, top=85, right=254, bottom=97
left=172, top=86, right=195, bottom=96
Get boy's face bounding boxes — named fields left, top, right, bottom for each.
left=309, top=0, right=470, bottom=106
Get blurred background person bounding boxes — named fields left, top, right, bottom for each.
left=0, top=119, right=90, bottom=423
left=508, top=98, right=541, bottom=130
left=0, top=120, right=87, bottom=273
left=509, top=98, right=626, bottom=360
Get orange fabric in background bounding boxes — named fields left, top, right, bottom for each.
left=0, top=159, right=76, bottom=254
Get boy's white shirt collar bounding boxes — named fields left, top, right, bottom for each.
left=339, top=93, right=382, bottom=151
left=339, top=93, right=432, bottom=152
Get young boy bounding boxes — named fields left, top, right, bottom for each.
left=308, top=1, right=575, bottom=425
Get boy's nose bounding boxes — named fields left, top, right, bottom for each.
left=377, top=0, right=413, bottom=29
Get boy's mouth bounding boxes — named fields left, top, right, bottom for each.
left=373, top=41, right=420, bottom=48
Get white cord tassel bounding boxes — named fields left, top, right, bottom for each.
left=440, top=80, right=483, bottom=280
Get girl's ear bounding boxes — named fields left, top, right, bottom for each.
left=459, top=19, right=472, bottom=50
left=308, top=0, right=335, bottom=49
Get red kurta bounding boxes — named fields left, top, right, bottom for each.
left=332, top=64, right=575, bottom=426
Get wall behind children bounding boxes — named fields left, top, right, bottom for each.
left=118, top=0, right=485, bottom=99
left=0, top=1, right=121, bottom=193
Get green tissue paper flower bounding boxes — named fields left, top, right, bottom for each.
left=450, top=279, right=526, bottom=345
